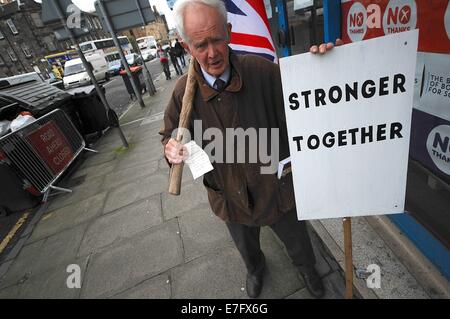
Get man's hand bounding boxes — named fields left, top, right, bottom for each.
left=165, top=138, right=189, bottom=164
left=310, top=38, right=344, bottom=54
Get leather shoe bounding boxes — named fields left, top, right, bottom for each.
left=246, top=255, right=265, bottom=298
left=299, top=268, right=325, bottom=298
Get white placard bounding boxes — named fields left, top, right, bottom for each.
left=279, top=30, right=419, bottom=220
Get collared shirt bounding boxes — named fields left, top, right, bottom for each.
left=200, top=65, right=231, bottom=89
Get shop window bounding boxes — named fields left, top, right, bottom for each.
left=6, top=19, right=18, bottom=35
left=287, top=0, right=324, bottom=55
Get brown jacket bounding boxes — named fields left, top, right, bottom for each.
left=160, top=51, right=296, bottom=226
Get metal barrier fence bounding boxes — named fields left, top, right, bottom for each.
left=0, top=109, right=85, bottom=199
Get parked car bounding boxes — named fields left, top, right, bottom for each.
left=127, top=53, right=143, bottom=66
left=141, top=49, right=155, bottom=62
left=107, top=59, right=122, bottom=76
left=63, top=54, right=109, bottom=89
left=120, top=53, right=143, bottom=70
left=105, top=52, right=122, bottom=76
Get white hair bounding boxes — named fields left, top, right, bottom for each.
left=173, top=0, right=228, bottom=43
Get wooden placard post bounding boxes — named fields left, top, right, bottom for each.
left=343, top=217, right=353, bottom=299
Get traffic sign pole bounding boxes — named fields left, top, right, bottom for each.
left=97, top=0, right=146, bottom=109
left=53, top=0, right=129, bottom=149
left=133, top=0, right=156, bottom=95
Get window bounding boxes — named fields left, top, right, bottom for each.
left=0, top=30, right=4, bottom=40
left=0, top=55, right=4, bottom=66
left=30, top=13, right=44, bottom=27
left=86, top=17, right=93, bottom=29
left=7, top=49, right=17, bottom=62
left=80, top=43, right=93, bottom=52
left=93, top=17, right=101, bottom=29
left=119, top=37, right=129, bottom=46
left=21, top=44, right=31, bottom=58
left=43, top=36, right=56, bottom=51
left=64, top=63, right=86, bottom=76
left=105, top=53, right=120, bottom=62
left=6, top=19, right=18, bottom=35
left=96, top=39, right=114, bottom=49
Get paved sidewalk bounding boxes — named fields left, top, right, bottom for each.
left=0, top=69, right=346, bottom=299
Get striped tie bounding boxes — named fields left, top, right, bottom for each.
left=214, top=78, right=226, bottom=92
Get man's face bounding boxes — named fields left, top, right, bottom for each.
left=182, top=4, right=231, bottom=77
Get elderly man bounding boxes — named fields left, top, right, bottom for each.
left=160, top=0, right=336, bottom=298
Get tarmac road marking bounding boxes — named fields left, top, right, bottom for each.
left=103, top=78, right=118, bottom=87
left=121, top=117, right=148, bottom=127
left=121, top=111, right=165, bottom=127
left=118, top=100, right=136, bottom=120
left=41, top=213, right=53, bottom=221
left=0, top=212, right=29, bottom=254
left=140, top=112, right=165, bottom=126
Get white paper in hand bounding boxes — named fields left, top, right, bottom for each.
left=184, top=141, right=214, bottom=179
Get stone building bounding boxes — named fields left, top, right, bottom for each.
left=0, top=0, right=108, bottom=78
left=121, top=6, right=170, bottom=45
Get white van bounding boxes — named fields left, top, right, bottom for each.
left=136, top=36, right=157, bottom=51
left=63, top=54, right=109, bottom=89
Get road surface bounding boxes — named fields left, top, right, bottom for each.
left=104, top=59, right=164, bottom=117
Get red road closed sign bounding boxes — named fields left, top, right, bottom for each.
left=26, top=121, right=74, bottom=175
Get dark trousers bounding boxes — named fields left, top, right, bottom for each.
left=171, top=58, right=183, bottom=75
left=226, top=209, right=316, bottom=275
left=178, top=54, right=186, bottom=67
left=161, top=61, right=170, bottom=79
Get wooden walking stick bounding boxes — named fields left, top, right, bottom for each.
left=168, top=59, right=198, bottom=195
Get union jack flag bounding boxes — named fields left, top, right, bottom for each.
left=225, top=0, right=277, bottom=63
